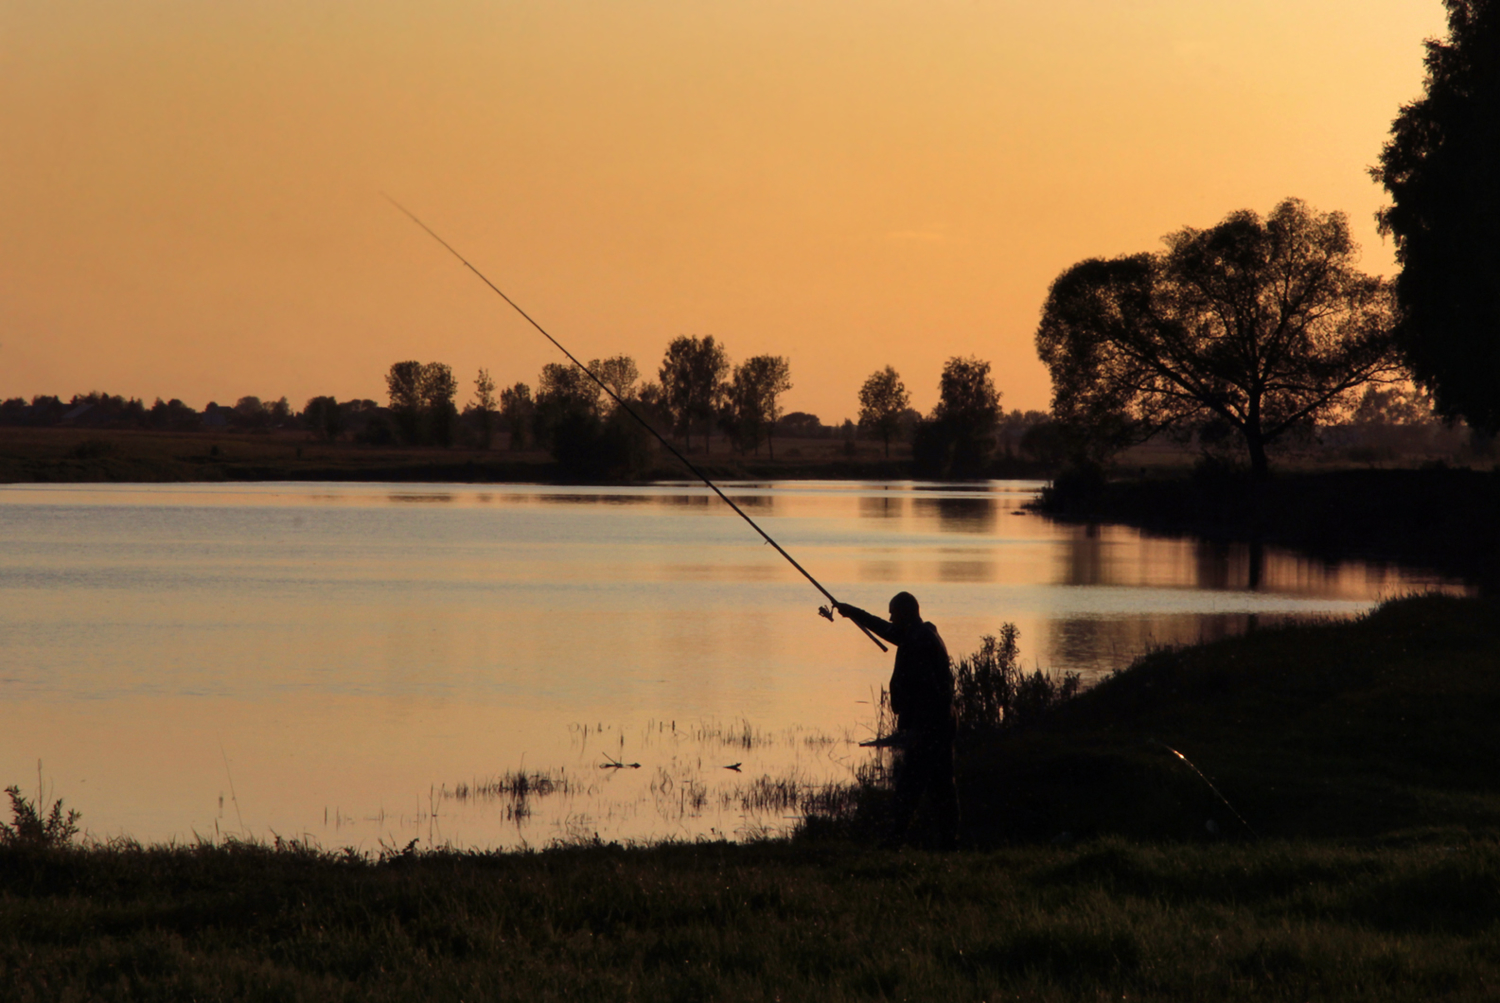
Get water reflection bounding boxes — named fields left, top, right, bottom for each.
left=1043, top=527, right=1423, bottom=599
left=936, top=549, right=998, bottom=583
left=657, top=493, right=774, bottom=511
left=387, top=493, right=456, bottom=504
left=859, top=495, right=906, bottom=520
left=914, top=495, right=997, bottom=534
left=537, top=493, right=655, bottom=506
left=1047, top=612, right=1279, bottom=677
left=1059, top=524, right=1108, bottom=586
left=1191, top=540, right=1266, bottom=591
left=858, top=558, right=903, bottom=582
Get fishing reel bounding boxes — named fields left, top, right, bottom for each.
left=818, top=604, right=835, bottom=622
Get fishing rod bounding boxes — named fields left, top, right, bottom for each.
left=385, top=195, right=888, bottom=653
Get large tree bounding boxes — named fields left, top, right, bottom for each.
left=1036, top=199, right=1399, bottom=478
left=658, top=336, right=730, bottom=452
left=1372, top=0, right=1500, bottom=435
left=858, top=366, right=911, bottom=458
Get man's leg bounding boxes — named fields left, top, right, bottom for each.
left=930, top=739, right=960, bottom=849
left=890, top=739, right=958, bottom=846
left=888, top=745, right=925, bottom=842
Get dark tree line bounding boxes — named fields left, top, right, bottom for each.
left=848, top=358, right=1052, bottom=477
left=0, top=392, right=303, bottom=433
left=488, top=336, right=797, bottom=477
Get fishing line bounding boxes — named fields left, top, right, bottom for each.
left=1153, top=739, right=1258, bottom=838
left=385, top=195, right=887, bottom=653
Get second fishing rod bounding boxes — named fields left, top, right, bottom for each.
left=386, top=196, right=888, bottom=654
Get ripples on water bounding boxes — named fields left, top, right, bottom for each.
left=0, top=480, right=1468, bottom=848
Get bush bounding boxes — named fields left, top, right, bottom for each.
left=1, top=785, right=80, bottom=850
left=954, top=624, right=1080, bottom=734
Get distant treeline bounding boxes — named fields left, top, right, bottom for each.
left=394, top=338, right=1064, bottom=479
left=2, top=341, right=1465, bottom=480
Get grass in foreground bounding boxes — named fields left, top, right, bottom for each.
left=3, top=834, right=1499, bottom=1001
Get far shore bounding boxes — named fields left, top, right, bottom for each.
left=6, top=424, right=1494, bottom=590
left=0, top=425, right=1052, bottom=485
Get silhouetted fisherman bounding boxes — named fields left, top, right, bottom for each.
left=835, top=592, right=959, bottom=848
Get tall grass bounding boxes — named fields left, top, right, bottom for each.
left=953, top=623, right=1081, bottom=734
left=1, top=785, right=80, bottom=850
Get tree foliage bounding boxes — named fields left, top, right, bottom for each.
left=470, top=369, right=498, bottom=449
left=658, top=336, right=729, bottom=452
left=1372, top=0, right=1500, bottom=435
left=533, top=362, right=602, bottom=449
left=1036, top=199, right=1399, bottom=478
left=385, top=361, right=459, bottom=446
left=592, top=355, right=640, bottom=404
left=723, top=355, right=792, bottom=457
left=914, top=356, right=1002, bottom=477
left=532, top=362, right=650, bottom=480
left=499, top=383, right=533, bottom=451
left=858, top=366, right=910, bottom=458
left=301, top=396, right=343, bottom=442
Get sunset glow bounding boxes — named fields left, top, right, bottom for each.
left=1, top=1, right=1445, bottom=421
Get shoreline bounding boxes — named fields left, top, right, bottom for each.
left=0, top=425, right=1054, bottom=485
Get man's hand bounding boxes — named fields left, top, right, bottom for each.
left=833, top=602, right=853, bottom=619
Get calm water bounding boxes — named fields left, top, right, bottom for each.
left=0, top=480, right=1468, bottom=849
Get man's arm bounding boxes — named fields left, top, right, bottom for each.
left=833, top=603, right=901, bottom=645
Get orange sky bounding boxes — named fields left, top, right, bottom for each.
left=0, top=1, right=1445, bottom=423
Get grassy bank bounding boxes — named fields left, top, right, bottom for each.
left=4, top=835, right=1500, bottom=1001
left=955, top=593, right=1500, bottom=844
left=4, top=595, right=1500, bottom=999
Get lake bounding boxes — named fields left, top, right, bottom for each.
left=0, top=480, right=1468, bottom=850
